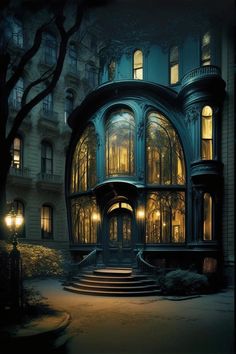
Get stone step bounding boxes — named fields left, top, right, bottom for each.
left=73, top=274, right=148, bottom=282
left=69, top=282, right=159, bottom=292
left=77, top=278, right=156, bottom=287
left=64, top=286, right=161, bottom=297
left=93, top=268, right=132, bottom=276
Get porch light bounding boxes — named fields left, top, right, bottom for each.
left=5, top=207, right=24, bottom=232
left=137, top=208, right=145, bottom=219
left=92, top=212, right=100, bottom=222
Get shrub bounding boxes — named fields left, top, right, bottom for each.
left=159, top=269, right=209, bottom=295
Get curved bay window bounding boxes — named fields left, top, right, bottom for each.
left=203, top=193, right=212, bottom=240
left=146, top=192, right=185, bottom=244
left=71, top=125, right=96, bottom=193
left=146, top=112, right=185, bottom=185
left=71, top=197, right=98, bottom=244
left=106, top=110, right=135, bottom=177
left=201, top=106, right=213, bottom=160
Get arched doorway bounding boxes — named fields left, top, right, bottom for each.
left=103, top=201, right=135, bottom=266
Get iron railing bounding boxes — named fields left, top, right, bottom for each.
left=136, top=249, right=158, bottom=275
left=70, top=248, right=98, bottom=274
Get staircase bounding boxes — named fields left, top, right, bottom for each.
left=64, top=268, right=160, bottom=296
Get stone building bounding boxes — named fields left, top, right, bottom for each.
left=6, top=1, right=234, bottom=284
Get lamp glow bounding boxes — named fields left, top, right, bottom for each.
left=137, top=208, right=145, bottom=219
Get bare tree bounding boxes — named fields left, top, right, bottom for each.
left=0, top=0, right=96, bottom=238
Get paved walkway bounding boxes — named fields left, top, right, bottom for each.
left=28, top=278, right=234, bottom=354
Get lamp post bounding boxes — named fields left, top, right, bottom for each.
left=5, top=206, right=24, bottom=312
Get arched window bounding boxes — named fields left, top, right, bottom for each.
left=169, top=46, right=179, bottom=85
left=71, top=125, right=97, bottom=193
left=71, top=197, right=98, bottom=244
left=64, top=90, right=74, bottom=123
left=203, top=193, right=212, bottom=240
left=146, top=192, right=185, bottom=244
left=41, top=141, right=53, bottom=174
left=201, top=31, right=211, bottom=66
left=41, top=204, right=53, bottom=239
left=108, top=59, right=116, bottom=81
left=11, top=135, right=23, bottom=169
left=43, top=92, right=53, bottom=115
left=201, top=106, right=213, bottom=160
left=13, top=199, right=25, bottom=237
left=43, top=32, right=57, bottom=65
left=11, top=17, right=23, bottom=47
left=133, top=50, right=143, bottom=80
left=68, top=43, right=77, bottom=72
left=146, top=112, right=185, bottom=185
left=106, top=109, right=135, bottom=177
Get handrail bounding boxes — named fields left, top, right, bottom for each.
left=136, top=249, right=158, bottom=274
left=70, top=248, right=97, bottom=272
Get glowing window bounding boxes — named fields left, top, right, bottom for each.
left=146, top=192, right=185, bottom=244
left=41, top=205, right=53, bottom=239
left=203, top=193, right=212, bottom=240
left=11, top=136, right=23, bottom=169
left=71, top=197, right=98, bottom=244
left=106, top=110, right=135, bottom=177
left=170, top=46, right=179, bottom=85
left=71, top=125, right=97, bottom=193
left=146, top=112, right=185, bottom=185
left=13, top=199, right=25, bottom=238
left=133, top=50, right=143, bottom=80
left=108, top=202, right=133, bottom=214
left=202, top=106, right=213, bottom=160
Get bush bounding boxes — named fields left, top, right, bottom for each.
left=159, top=269, right=209, bottom=295
left=0, top=241, right=65, bottom=279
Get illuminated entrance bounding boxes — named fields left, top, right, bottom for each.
left=105, top=201, right=134, bottom=266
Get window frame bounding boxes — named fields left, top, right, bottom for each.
left=11, top=135, right=23, bottom=169
left=41, top=141, right=53, bottom=174
left=41, top=204, right=53, bottom=239
left=133, top=50, right=143, bottom=80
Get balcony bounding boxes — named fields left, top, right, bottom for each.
left=181, top=65, right=221, bottom=88
left=191, top=160, right=223, bottom=185
left=38, top=108, right=59, bottom=132
left=7, top=167, right=32, bottom=187
left=36, top=172, right=63, bottom=192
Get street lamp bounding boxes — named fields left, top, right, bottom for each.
left=5, top=206, right=24, bottom=311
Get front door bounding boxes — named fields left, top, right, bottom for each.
left=105, top=210, right=134, bottom=266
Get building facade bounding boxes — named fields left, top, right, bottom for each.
left=6, top=2, right=234, bottom=284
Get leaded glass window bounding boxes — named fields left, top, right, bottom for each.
left=71, top=125, right=97, bottom=192
left=106, top=110, right=135, bottom=177
left=146, top=112, right=185, bottom=185
left=133, top=50, right=143, bottom=80
left=71, top=197, right=98, bottom=244
left=146, top=192, right=185, bottom=244
left=202, top=106, right=213, bottom=160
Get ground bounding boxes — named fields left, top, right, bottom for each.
left=24, top=278, right=235, bottom=354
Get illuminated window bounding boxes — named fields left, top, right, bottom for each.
left=11, top=136, right=23, bottom=169
left=68, top=43, right=77, bottom=72
left=106, top=110, right=135, bottom=177
left=146, top=112, right=185, bottom=185
left=201, top=32, right=211, bottom=66
left=146, top=192, right=185, bottom=244
left=43, top=92, right=53, bottom=114
left=202, top=106, right=213, bottom=160
left=71, top=197, right=98, bottom=244
left=13, top=199, right=25, bottom=238
left=170, top=46, right=179, bottom=85
left=41, top=205, right=53, bottom=239
left=11, top=17, right=23, bottom=48
left=71, top=125, right=97, bottom=192
left=108, top=202, right=133, bottom=214
left=203, top=193, right=212, bottom=240
left=64, top=90, right=74, bottom=123
left=108, top=59, right=116, bottom=81
left=41, top=141, right=53, bottom=174
left=43, top=32, right=57, bottom=65
left=133, top=50, right=143, bottom=80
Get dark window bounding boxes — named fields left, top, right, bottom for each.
left=43, top=93, right=53, bottom=114
left=41, top=205, right=53, bottom=239
left=108, top=59, right=116, bottom=81
left=64, top=90, right=74, bottom=123
left=12, top=17, right=23, bottom=48
left=201, top=32, right=211, bottom=66
left=68, top=43, right=77, bottom=72
left=41, top=141, right=53, bottom=174
left=43, top=32, right=57, bottom=65
left=10, top=78, right=24, bottom=110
